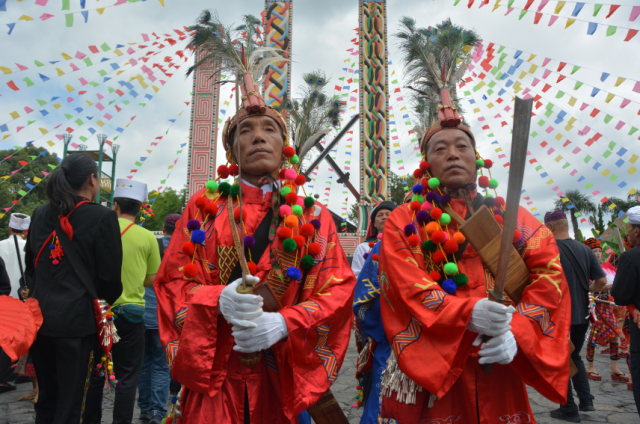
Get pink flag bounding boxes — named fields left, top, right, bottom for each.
left=505, top=7, right=514, bottom=15
left=75, top=51, right=86, bottom=59
left=542, top=69, right=552, bottom=79
left=78, top=78, right=88, bottom=86
left=95, top=103, right=105, bottom=111
left=579, top=102, right=589, bottom=111
left=104, top=113, right=113, bottom=120
left=35, top=0, right=48, bottom=5
left=96, top=93, right=104, bottom=100
left=572, top=147, right=581, bottom=154
left=24, top=106, right=33, bottom=113
left=151, top=142, right=158, bottom=146
left=41, top=171, right=49, bottom=176
left=15, top=63, right=28, bottom=71
left=542, top=58, right=551, bottom=67
left=537, top=0, right=549, bottom=12
left=532, top=78, right=540, bottom=86
left=142, top=33, right=150, bottom=42
left=620, top=98, right=631, bottom=108
left=71, top=142, right=79, bottom=149
left=130, top=58, right=138, bottom=66
left=633, top=81, right=640, bottom=94
left=545, top=126, right=554, bottom=134
left=578, top=125, right=590, bottom=135
left=631, top=6, right=640, bottom=22
left=17, top=126, right=24, bottom=132
left=592, top=190, right=601, bottom=196
left=126, top=176, right=133, bottom=179
left=70, top=63, right=80, bottom=72
left=127, top=47, right=135, bottom=55
left=478, top=116, right=486, bottom=121
left=615, top=121, right=625, bottom=130
left=40, top=13, right=54, bottom=20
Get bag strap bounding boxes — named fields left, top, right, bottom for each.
left=157, top=237, right=165, bottom=259
left=12, top=235, right=25, bottom=290
left=54, top=213, right=99, bottom=300
left=557, top=240, right=589, bottom=291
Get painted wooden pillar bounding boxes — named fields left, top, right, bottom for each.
left=264, top=0, right=292, bottom=112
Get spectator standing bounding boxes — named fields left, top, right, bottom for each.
left=137, top=213, right=180, bottom=423
left=351, top=201, right=396, bottom=277
left=84, top=179, right=161, bottom=424
left=611, top=206, right=640, bottom=416
left=25, top=154, right=123, bottom=423
left=0, top=213, right=30, bottom=298
left=0, top=256, right=16, bottom=395
left=545, top=210, right=608, bottom=423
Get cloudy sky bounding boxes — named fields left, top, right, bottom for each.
left=1, top=0, right=639, bottom=232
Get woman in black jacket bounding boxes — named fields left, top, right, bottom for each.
left=25, top=153, right=123, bottom=424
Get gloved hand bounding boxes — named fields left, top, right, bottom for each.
left=466, top=298, right=516, bottom=337
left=232, top=312, right=289, bottom=353
left=219, top=276, right=263, bottom=328
left=475, top=330, right=518, bottom=365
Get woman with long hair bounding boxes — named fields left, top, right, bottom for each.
left=25, top=153, right=123, bottom=424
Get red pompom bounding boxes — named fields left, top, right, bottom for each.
left=293, top=235, right=306, bottom=248
left=228, top=164, right=239, bottom=176
left=151, top=213, right=155, bottom=217
left=410, top=201, right=421, bottom=212
left=444, top=240, right=459, bottom=254
left=413, top=169, right=424, bottom=179
left=279, top=169, right=287, bottom=180
left=513, top=230, right=521, bottom=244
left=277, top=227, right=292, bottom=240
left=431, top=230, right=447, bottom=245
left=203, top=203, right=217, bottom=217
left=432, top=251, right=446, bottom=263
left=420, top=161, right=430, bottom=172
left=217, top=165, right=229, bottom=179
left=494, top=197, right=506, bottom=208
left=294, top=175, right=306, bottom=186
left=283, top=146, right=296, bottom=158
left=183, top=263, right=198, bottom=278
left=182, top=242, right=195, bottom=256
left=483, top=159, right=493, bottom=169
left=194, top=197, right=207, bottom=209
left=421, top=178, right=429, bottom=189
left=300, top=223, right=315, bottom=238
left=308, top=242, right=322, bottom=256
left=478, top=176, right=490, bottom=188
left=429, top=271, right=441, bottom=281
left=285, top=192, right=298, bottom=204
left=371, top=253, right=379, bottom=261
left=368, top=242, right=375, bottom=248
left=234, top=208, right=247, bottom=222
left=430, top=208, right=443, bottom=220
left=408, top=235, right=420, bottom=246
left=247, top=261, right=258, bottom=275
left=494, top=214, right=504, bottom=225
left=165, top=417, right=173, bottom=424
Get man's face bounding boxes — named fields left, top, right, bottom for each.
left=425, top=129, right=477, bottom=188
left=629, top=224, right=640, bottom=248
left=234, top=115, right=284, bottom=176
left=374, top=209, right=392, bottom=234
left=592, top=247, right=602, bottom=260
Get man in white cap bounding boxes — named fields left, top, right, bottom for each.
left=0, top=213, right=31, bottom=299
left=84, top=179, right=162, bottom=424
left=612, top=206, right=640, bottom=417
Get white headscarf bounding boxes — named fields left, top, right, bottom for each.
left=628, top=206, right=640, bottom=225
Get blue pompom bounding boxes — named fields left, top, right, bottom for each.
left=186, top=219, right=201, bottom=231
left=442, top=279, right=457, bottom=295
left=483, top=197, right=496, bottom=208
left=286, top=266, right=302, bottom=281
left=416, top=210, right=430, bottom=225
left=171, top=395, right=178, bottom=404
left=425, top=192, right=440, bottom=204
left=412, top=184, right=423, bottom=194
left=191, top=229, right=206, bottom=244
left=49, top=244, right=55, bottom=250
left=404, top=224, right=417, bottom=236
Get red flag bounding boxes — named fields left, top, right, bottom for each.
left=335, top=85, right=342, bottom=91
left=557, top=75, right=566, bottom=83
left=534, top=12, right=543, bottom=24
left=557, top=62, right=567, bottom=72
left=590, top=108, right=600, bottom=117
left=88, top=45, right=99, bottom=53
left=625, top=29, right=639, bottom=42
left=606, top=5, right=620, bottom=18
left=6, top=81, right=19, bottom=91
left=524, top=0, right=534, bottom=10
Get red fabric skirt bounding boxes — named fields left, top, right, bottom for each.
left=590, top=303, right=622, bottom=346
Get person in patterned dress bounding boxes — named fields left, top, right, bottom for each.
left=584, top=237, right=630, bottom=383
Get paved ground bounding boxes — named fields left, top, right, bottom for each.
left=1, top=334, right=636, bottom=423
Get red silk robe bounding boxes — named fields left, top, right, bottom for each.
left=379, top=197, right=571, bottom=423
left=155, top=183, right=355, bottom=423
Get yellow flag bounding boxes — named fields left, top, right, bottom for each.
left=56, top=68, right=65, bottom=76
left=86, top=100, right=94, bottom=106
left=117, top=70, right=126, bottom=75
left=152, top=86, right=160, bottom=93
left=2, top=135, right=10, bottom=140
left=400, top=106, right=406, bottom=110
left=614, top=77, right=625, bottom=87
left=168, top=165, right=174, bottom=169
left=528, top=54, right=536, bottom=62
left=146, top=150, right=152, bottom=154
left=39, top=128, right=48, bottom=135
left=554, top=155, right=563, bottom=162
left=18, top=15, right=34, bottom=21
left=495, top=148, right=503, bottom=153
left=602, top=169, right=611, bottom=177
left=628, top=167, right=637, bottom=175
left=555, top=1, right=566, bottom=13
left=605, top=93, right=615, bottom=103
left=344, top=59, right=350, bottom=63
left=562, top=198, right=570, bottom=203
left=518, top=71, right=527, bottom=79
left=0, top=66, right=12, bottom=75
left=140, top=80, right=148, bottom=89
left=629, top=154, right=638, bottom=164
left=546, top=179, right=554, bottom=185
left=492, top=2, right=500, bottom=12
left=568, top=96, right=577, bottom=106
left=114, top=49, right=123, bottom=56
left=96, top=8, right=105, bottom=14
left=487, top=103, right=494, bottom=109
left=53, top=103, right=62, bottom=109
left=158, top=0, right=165, bottom=6
left=97, top=120, right=105, bottom=127
left=566, top=18, right=576, bottom=28
left=555, top=133, right=562, bottom=141
left=473, top=108, right=480, bottom=113
left=529, top=64, right=538, bottom=73
left=0, top=176, right=10, bottom=180
left=61, top=52, right=72, bottom=60
left=608, top=203, right=617, bottom=210
left=65, top=84, right=74, bottom=92
left=33, top=177, right=42, bottom=183
left=47, top=140, right=55, bottom=147
left=630, top=188, right=638, bottom=195
left=9, top=111, right=19, bottom=119
left=392, top=70, right=395, bottom=76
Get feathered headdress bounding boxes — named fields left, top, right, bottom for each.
left=584, top=237, right=602, bottom=250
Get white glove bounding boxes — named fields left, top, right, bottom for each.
left=466, top=298, right=516, bottom=337
left=476, top=330, right=518, bottom=365
left=232, top=312, right=289, bottom=353
left=219, top=276, right=263, bottom=328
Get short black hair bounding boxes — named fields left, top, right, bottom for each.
left=114, top=197, right=142, bottom=216
left=164, top=223, right=176, bottom=235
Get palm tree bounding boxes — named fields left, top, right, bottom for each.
left=553, top=189, right=597, bottom=240
left=602, top=192, right=640, bottom=220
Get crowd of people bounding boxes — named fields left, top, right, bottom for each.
left=1, top=60, right=640, bottom=424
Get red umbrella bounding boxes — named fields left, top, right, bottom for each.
left=0, top=297, right=43, bottom=361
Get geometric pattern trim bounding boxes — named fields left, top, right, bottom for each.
left=263, top=0, right=292, bottom=112
left=217, top=245, right=239, bottom=285
left=392, top=316, right=422, bottom=358
left=422, top=290, right=446, bottom=311
left=264, top=350, right=279, bottom=372
left=315, top=324, right=339, bottom=383
left=175, top=306, right=188, bottom=332
left=165, top=340, right=180, bottom=368
left=187, top=284, right=202, bottom=294
left=517, top=302, right=555, bottom=337
left=298, top=300, right=321, bottom=316
left=269, top=248, right=299, bottom=299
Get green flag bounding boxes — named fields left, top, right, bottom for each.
left=65, top=13, right=73, bottom=28
left=18, top=190, right=27, bottom=196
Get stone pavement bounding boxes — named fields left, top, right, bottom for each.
left=1, top=334, right=637, bottom=423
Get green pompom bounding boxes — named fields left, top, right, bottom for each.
left=290, top=154, right=299, bottom=164
left=229, top=184, right=240, bottom=197
left=300, top=254, right=315, bottom=270
left=292, top=205, right=303, bottom=216
left=453, top=273, right=469, bottom=286
left=443, top=262, right=458, bottom=275
left=218, top=182, right=231, bottom=196
left=412, top=194, right=425, bottom=203
left=304, top=196, right=315, bottom=208
left=485, top=193, right=494, bottom=198
left=428, top=177, right=440, bottom=189
left=422, top=240, right=437, bottom=252
left=283, top=238, right=297, bottom=252
left=488, top=178, right=499, bottom=189
left=280, top=186, right=292, bottom=197
left=476, top=159, right=485, bottom=167
left=206, top=180, right=218, bottom=192
left=439, top=213, right=451, bottom=226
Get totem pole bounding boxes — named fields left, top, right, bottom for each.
left=358, top=0, right=389, bottom=233
left=264, top=0, right=292, bottom=112
left=186, top=49, right=221, bottom=197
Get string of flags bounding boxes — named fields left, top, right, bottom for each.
left=453, top=0, right=639, bottom=41
left=156, top=140, right=188, bottom=192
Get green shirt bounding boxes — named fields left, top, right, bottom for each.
left=113, top=218, right=161, bottom=307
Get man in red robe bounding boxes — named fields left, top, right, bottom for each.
left=154, top=78, right=355, bottom=422
left=379, top=115, right=571, bottom=423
